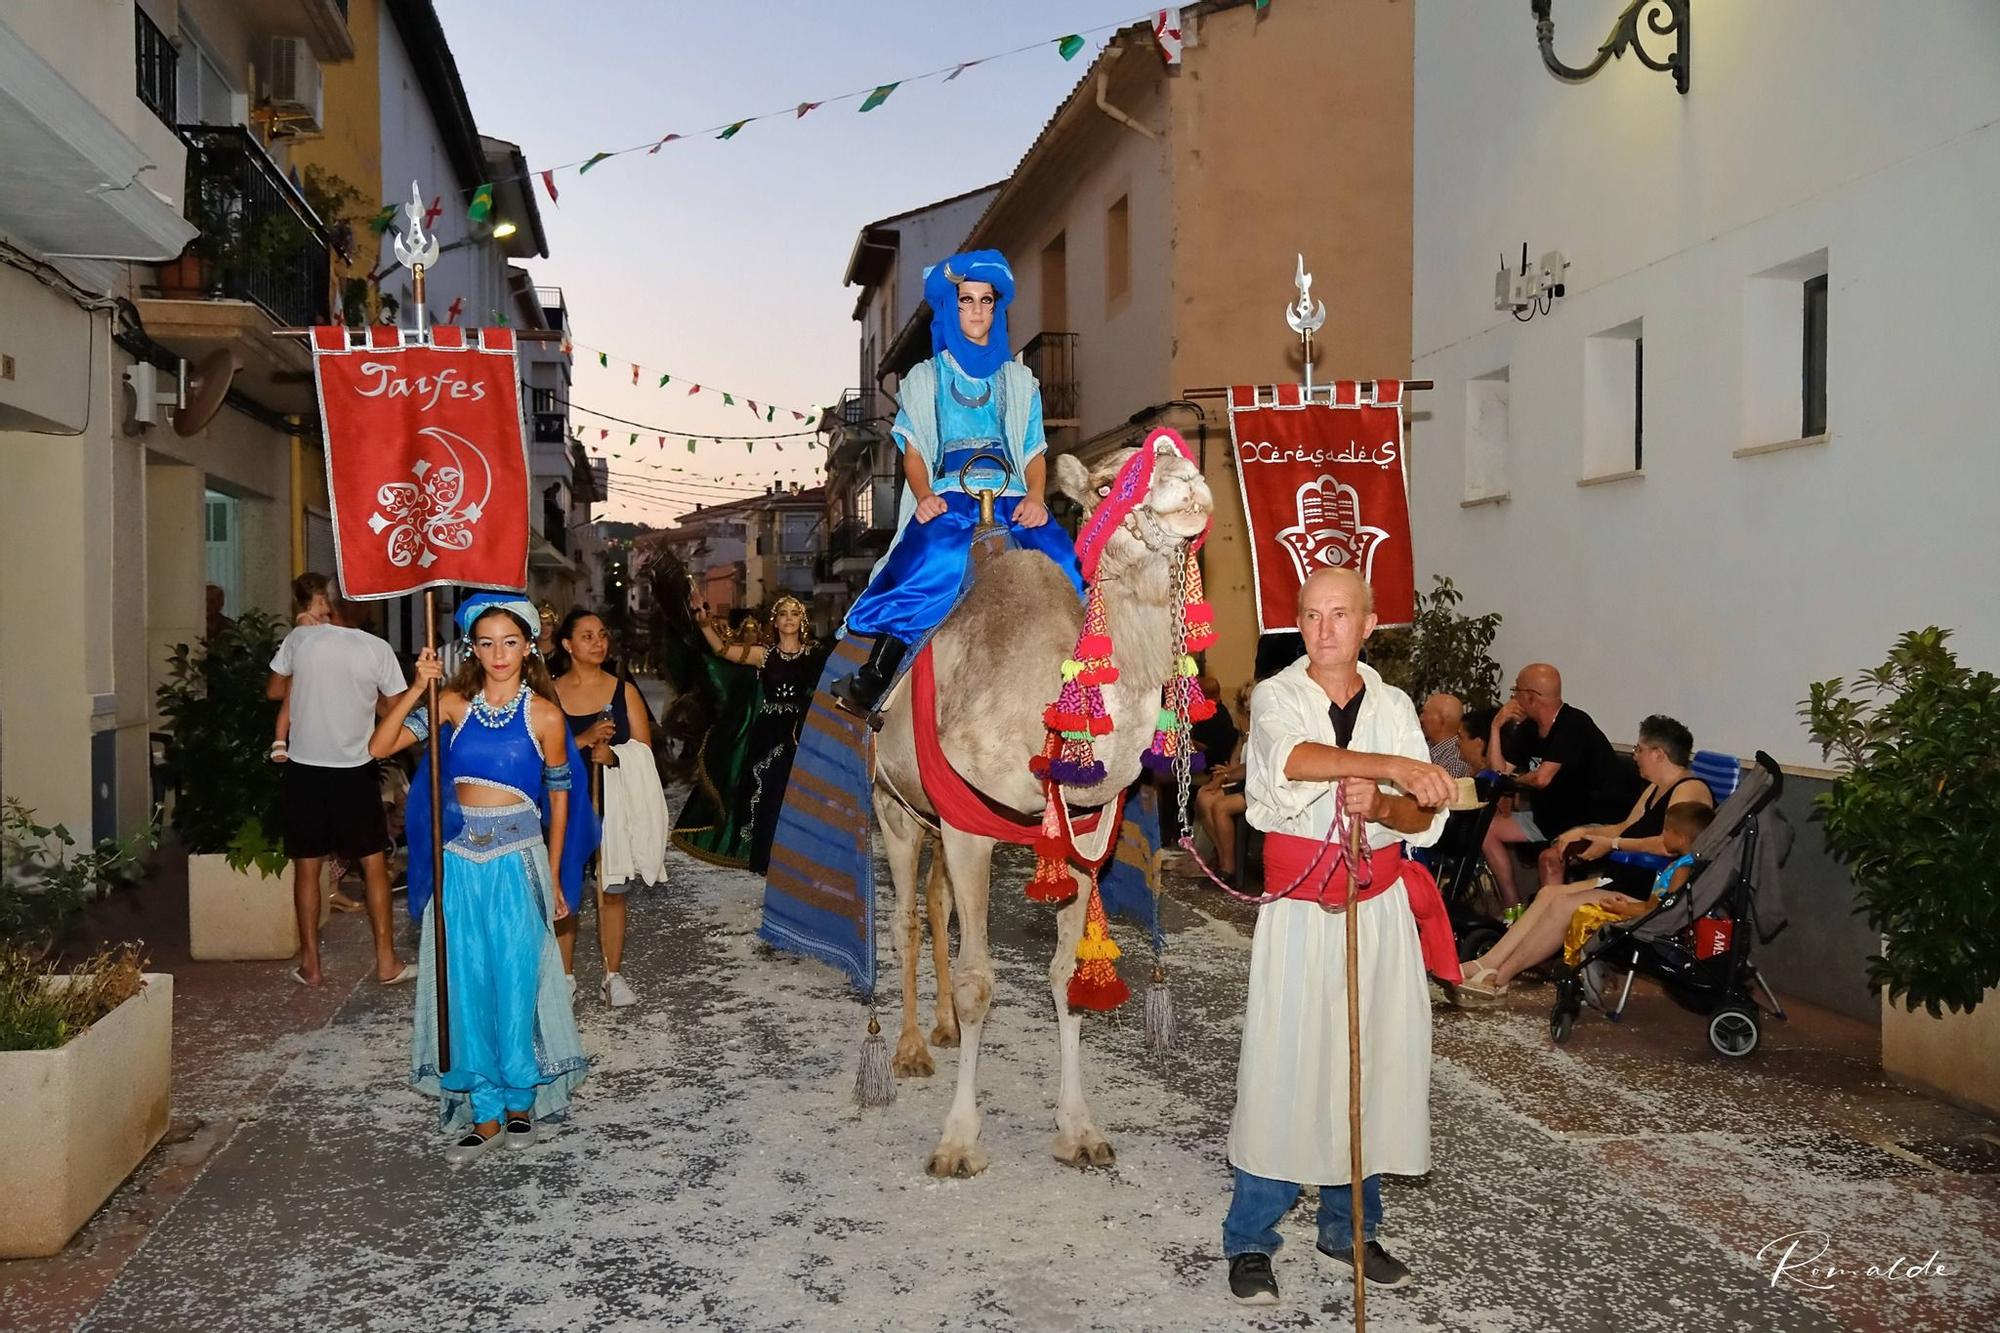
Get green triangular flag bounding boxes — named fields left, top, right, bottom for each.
left=367, top=204, right=397, bottom=235
left=466, top=183, right=493, bottom=222
left=629, top=433, right=637, bottom=445
left=1255, top=0, right=1270, bottom=8
left=658, top=373, right=670, bottom=387
left=1057, top=34, right=1086, bottom=60
left=686, top=439, right=697, bottom=452
left=765, top=405, right=776, bottom=422
left=579, top=151, right=613, bottom=174
left=858, top=82, right=899, bottom=112
left=718, top=120, right=748, bottom=140
left=722, top=393, right=734, bottom=406
left=598, top=351, right=608, bottom=368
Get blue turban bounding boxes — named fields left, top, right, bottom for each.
left=925, top=249, right=1014, bottom=381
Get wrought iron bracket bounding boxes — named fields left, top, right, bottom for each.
left=1531, top=0, right=1689, bottom=95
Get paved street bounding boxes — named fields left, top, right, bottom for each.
left=27, top=838, right=1990, bottom=1332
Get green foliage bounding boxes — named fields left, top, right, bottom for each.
left=1368, top=576, right=1503, bottom=710
left=155, top=611, right=285, bottom=871
left=0, top=800, right=157, bottom=951
left=1801, top=627, right=2000, bottom=1016
left=0, top=942, right=147, bottom=1052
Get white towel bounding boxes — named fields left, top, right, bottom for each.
left=600, top=740, right=669, bottom=890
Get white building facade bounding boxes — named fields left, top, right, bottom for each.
left=1409, top=0, right=2000, bottom=1016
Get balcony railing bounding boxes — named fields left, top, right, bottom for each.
left=134, top=7, right=178, bottom=128
left=1021, top=331, right=1078, bottom=422
left=534, top=286, right=568, bottom=334
left=178, top=126, right=330, bottom=327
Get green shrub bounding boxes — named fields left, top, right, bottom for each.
left=0, top=942, right=147, bottom=1052
left=1, top=799, right=156, bottom=951
left=1802, top=627, right=2000, bottom=1016
left=1369, top=575, right=1503, bottom=711
left=155, top=611, right=285, bottom=873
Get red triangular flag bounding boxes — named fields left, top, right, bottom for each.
left=631, top=364, right=640, bottom=385
left=687, top=383, right=701, bottom=396
left=648, top=134, right=682, bottom=155
left=540, top=169, right=559, bottom=204
left=796, top=102, right=820, bottom=118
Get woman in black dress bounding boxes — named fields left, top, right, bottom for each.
left=672, top=594, right=826, bottom=873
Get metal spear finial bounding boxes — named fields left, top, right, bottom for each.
left=390, top=180, right=440, bottom=339
left=1285, top=253, right=1327, bottom=392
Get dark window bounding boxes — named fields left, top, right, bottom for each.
left=1632, top=336, right=1644, bottom=471
left=1802, top=274, right=1828, bottom=438
left=134, top=6, right=178, bottom=128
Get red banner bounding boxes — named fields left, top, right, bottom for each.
left=311, top=326, right=531, bottom=599
left=1227, top=381, right=1414, bottom=630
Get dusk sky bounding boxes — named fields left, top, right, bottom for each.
left=436, top=0, right=1158, bottom=524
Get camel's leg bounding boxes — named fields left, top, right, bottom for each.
left=876, top=792, right=933, bottom=1079
left=927, top=826, right=994, bottom=1178
left=1050, top=870, right=1115, bottom=1168
left=926, top=848, right=959, bottom=1048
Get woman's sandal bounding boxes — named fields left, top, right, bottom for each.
left=502, top=1115, right=537, bottom=1150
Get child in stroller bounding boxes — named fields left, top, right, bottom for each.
left=1548, top=752, right=1792, bottom=1056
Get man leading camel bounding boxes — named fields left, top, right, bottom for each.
left=1223, top=567, right=1457, bottom=1306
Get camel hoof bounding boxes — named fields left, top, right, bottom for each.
left=891, top=1040, right=935, bottom=1079
left=1054, top=1134, right=1117, bottom=1169
left=930, top=1022, right=960, bottom=1049
left=926, top=1142, right=988, bottom=1179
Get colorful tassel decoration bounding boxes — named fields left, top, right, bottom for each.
left=1067, top=876, right=1130, bottom=1011
left=1028, top=785, right=1076, bottom=902
left=855, top=1011, right=896, bottom=1106
left=1144, top=963, right=1177, bottom=1054
left=1182, top=548, right=1217, bottom=652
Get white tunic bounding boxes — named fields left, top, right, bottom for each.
left=1227, top=658, right=1445, bottom=1186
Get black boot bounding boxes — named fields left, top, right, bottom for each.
left=830, top=635, right=907, bottom=727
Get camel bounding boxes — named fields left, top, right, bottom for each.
left=872, top=436, right=1214, bottom=1176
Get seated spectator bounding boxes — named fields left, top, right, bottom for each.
left=1479, top=663, right=1627, bottom=908
left=1420, top=693, right=1471, bottom=778
left=1457, top=705, right=1498, bottom=775
left=1460, top=802, right=1715, bottom=1001
left=1535, top=714, right=1714, bottom=892
left=1190, top=679, right=1261, bottom=886
left=1190, top=672, right=1239, bottom=768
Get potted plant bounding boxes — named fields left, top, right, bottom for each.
left=1802, top=627, right=2000, bottom=1113
left=2, top=799, right=156, bottom=960
left=156, top=611, right=313, bottom=960
left=0, top=944, right=172, bottom=1258
left=1368, top=575, right=1504, bottom=710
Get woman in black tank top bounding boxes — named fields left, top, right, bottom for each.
left=1538, top=714, right=1715, bottom=892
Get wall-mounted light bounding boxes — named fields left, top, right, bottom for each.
left=1494, top=244, right=1569, bottom=322
left=490, top=220, right=519, bottom=239
left=1530, top=0, right=1689, bottom=95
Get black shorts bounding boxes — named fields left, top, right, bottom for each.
left=282, top=761, right=389, bottom=862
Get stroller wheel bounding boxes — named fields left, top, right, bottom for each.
left=1707, top=1006, right=1760, bottom=1058
left=1549, top=1007, right=1575, bottom=1045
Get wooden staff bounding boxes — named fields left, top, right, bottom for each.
left=1343, top=805, right=1368, bottom=1329
left=425, top=585, right=450, bottom=1071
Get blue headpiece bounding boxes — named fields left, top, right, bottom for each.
left=925, top=249, right=1014, bottom=381
left=454, top=591, right=541, bottom=650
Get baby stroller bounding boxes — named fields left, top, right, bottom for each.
left=1548, top=752, right=1792, bottom=1057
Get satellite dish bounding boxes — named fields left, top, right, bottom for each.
left=174, top=348, right=239, bottom=438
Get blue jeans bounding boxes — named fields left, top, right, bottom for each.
left=1222, top=1167, right=1383, bottom=1257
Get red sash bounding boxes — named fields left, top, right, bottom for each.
left=1262, top=832, right=1463, bottom=984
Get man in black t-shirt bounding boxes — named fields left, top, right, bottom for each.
left=1479, top=663, right=1625, bottom=908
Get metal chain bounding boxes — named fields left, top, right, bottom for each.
left=1169, top=546, right=1195, bottom=835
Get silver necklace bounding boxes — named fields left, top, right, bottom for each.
left=469, top=683, right=528, bottom=729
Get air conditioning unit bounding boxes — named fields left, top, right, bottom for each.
left=259, top=36, right=323, bottom=133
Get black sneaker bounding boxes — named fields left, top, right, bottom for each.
left=1227, top=1252, right=1279, bottom=1305
left=1317, top=1239, right=1414, bottom=1289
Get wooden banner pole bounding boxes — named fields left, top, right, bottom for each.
left=1344, top=807, right=1368, bottom=1330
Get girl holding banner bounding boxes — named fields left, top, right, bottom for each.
left=370, top=593, right=598, bottom=1168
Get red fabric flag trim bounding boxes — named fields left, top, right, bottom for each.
left=539, top=170, right=558, bottom=204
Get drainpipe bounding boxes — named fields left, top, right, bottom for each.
left=1095, top=46, right=1156, bottom=140
left=289, top=417, right=306, bottom=577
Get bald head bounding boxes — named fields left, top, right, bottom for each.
left=1420, top=692, right=1463, bottom=744
left=1511, top=662, right=1564, bottom=726
left=1296, top=567, right=1374, bottom=618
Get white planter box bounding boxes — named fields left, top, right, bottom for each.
left=0, top=974, right=174, bottom=1258
left=1882, top=987, right=2000, bottom=1117
left=187, top=854, right=328, bottom=961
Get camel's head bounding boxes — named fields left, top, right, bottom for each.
left=1053, top=432, right=1214, bottom=575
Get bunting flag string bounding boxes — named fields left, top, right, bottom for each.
left=569, top=338, right=825, bottom=425
left=562, top=396, right=835, bottom=445
left=429, top=8, right=1254, bottom=207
